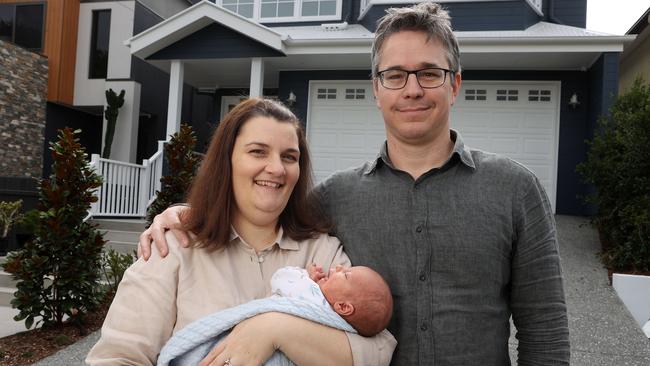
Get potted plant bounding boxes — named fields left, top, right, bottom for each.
left=0, top=199, right=24, bottom=255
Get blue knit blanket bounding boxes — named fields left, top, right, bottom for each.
left=157, top=295, right=356, bottom=366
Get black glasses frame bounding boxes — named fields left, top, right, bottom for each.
left=376, top=67, right=455, bottom=90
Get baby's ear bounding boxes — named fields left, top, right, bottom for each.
left=334, top=302, right=355, bottom=316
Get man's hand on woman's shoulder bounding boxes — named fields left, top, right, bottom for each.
left=138, top=205, right=191, bottom=260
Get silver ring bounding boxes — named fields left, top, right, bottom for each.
left=224, top=359, right=233, bottom=366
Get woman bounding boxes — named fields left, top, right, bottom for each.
left=86, top=98, right=395, bottom=366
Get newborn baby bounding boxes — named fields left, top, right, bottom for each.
left=272, top=264, right=393, bottom=337
left=157, top=264, right=394, bottom=365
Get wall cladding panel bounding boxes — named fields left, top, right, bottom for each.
left=0, top=40, right=47, bottom=178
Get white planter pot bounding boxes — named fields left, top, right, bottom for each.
left=612, top=273, right=650, bottom=337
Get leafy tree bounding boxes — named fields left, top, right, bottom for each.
left=2, top=128, right=106, bottom=329
left=102, top=88, right=125, bottom=159
left=146, top=124, right=202, bottom=226
left=577, top=78, right=650, bottom=272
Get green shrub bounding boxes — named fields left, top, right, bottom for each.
left=0, top=199, right=23, bottom=239
left=2, top=128, right=105, bottom=329
left=577, top=77, right=650, bottom=272
left=146, top=124, right=201, bottom=226
left=101, top=248, right=135, bottom=295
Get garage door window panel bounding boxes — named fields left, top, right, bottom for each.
left=465, top=89, right=487, bottom=101
left=497, top=89, right=519, bottom=102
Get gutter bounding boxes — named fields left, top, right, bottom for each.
left=284, top=34, right=635, bottom=48
left=458, top=35, right=637, bottom=46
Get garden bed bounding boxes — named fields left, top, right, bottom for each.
left=0, top=301, right=108, bottom=366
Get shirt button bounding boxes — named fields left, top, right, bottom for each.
left=420, top=323, right=428, bottom=331
left=257, top=256, right=264, bottom=263
left=419, top=274, right=426, bottom=281
left=416, top=226, right=423, bottom=233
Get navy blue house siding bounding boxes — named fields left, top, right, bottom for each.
left=543, top=0, right=587, bottom=28
left=359, top=1, right=540, bottom=32
left=147, top=23, right=285, bottom=60
left=588, top=53, right=619, bottom=136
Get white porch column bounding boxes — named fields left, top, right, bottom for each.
left=167, top=60, right=184, bottom=137
left=250, top=58, right=264, bottom=97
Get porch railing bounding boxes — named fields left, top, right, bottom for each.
left=89, top=141, right=165, bottom=218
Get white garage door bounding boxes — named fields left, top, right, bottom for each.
left=307, top=81, right=560, bottom=211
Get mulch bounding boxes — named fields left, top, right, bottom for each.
left=0, top=301, right=109, bottom=366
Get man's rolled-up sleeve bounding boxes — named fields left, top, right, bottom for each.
left=511, top=174, right=570, bottom=365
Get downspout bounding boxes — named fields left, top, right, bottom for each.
left=547, top=0, right=564, bottom=25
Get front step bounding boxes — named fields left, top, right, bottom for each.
left=91, top=218, right=145, bottom=256
left=90, top=218, right=147, bottom=232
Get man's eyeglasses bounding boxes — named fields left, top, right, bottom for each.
left=376, top=67, right=455, bottom=90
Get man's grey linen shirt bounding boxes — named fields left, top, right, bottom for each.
left=315, top=131, right=570, bottom=365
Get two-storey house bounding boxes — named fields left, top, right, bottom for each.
left=1, top=0, right=635, bottom=218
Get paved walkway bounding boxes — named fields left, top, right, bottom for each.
left=2, top=215, right=649, bottom=365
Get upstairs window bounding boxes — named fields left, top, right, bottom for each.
left=301, top=0, right=336, bottom=16
left=223, top=0, right=254, bottom=18
left=89, top=10, right=111, bottom=79
left=261, top=0, right=294, bottom=18
left=219, top=0, right=340, bottom=21
left=0, top=4, right=45, bottom=51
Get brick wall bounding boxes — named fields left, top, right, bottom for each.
left=0, top=40, right=48, bottom=178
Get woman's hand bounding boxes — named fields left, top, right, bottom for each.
left=199, top=312, right=353, bottom=366
left=198, top=313, right=280, bottom=366
left=138, top=205, right=191, bottom=259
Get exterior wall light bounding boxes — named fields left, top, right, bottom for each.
left=568, top=92, right=580, bottom=109
left=286, top=91, right=297, bottom=106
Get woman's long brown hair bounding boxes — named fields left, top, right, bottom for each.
left=182, top=98, right=331, bottom=249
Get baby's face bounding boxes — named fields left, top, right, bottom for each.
left=319, top=265, right=375, bottom=302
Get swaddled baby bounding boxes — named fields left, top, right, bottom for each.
left=273, top=264, right=393, bottom=337
left=157, top=264, right=393, bottom=365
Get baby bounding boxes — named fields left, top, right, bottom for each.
left=157, top=264, right=393, bottom=364
left=272, top=264, right=393, bottom=337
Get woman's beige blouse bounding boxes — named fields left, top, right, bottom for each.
left=86, top=229, right=396, bottom=365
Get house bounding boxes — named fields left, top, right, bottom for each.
left=619, top=6, right=649, bottom=93
left=0, top=0, right=635, bottom=218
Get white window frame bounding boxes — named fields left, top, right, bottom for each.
left=218, top=0, right=341, bottom=23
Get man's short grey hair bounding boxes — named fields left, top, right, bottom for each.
left=371, top=1, right=461, bottom=77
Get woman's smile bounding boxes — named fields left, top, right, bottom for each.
left=231, top=116, right=300, bottom=227
left=255, top=179, right=283, bottom=189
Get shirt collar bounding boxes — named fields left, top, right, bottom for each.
left=229, top=226, right=300, bottom=251
left=363, top=129, right=476, bottom=175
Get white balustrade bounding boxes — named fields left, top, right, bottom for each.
left=89, top=140, right=165, bottom=218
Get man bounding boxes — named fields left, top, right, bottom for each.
left=140, top=2, right=570, bottom=364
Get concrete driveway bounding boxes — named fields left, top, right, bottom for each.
left=510, top=215, right=650, bottom=365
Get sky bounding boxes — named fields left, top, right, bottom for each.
left=586, top=0, right=649, bottom=35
